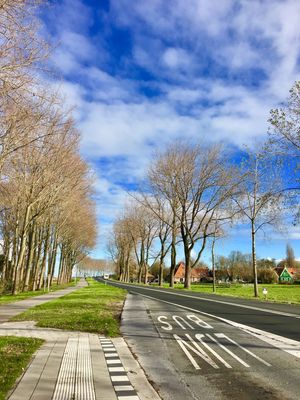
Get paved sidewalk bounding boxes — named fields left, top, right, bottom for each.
left=0, top=279, right=87, bottom=323
left=0, top=280, right=161, bottom=400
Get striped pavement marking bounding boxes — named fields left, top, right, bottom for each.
left=99, top=336, right=141, bottom=400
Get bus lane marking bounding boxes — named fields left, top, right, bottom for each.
left=157, top=313, right=271, bottom=370
left=195, top=333, right=232, bottom=368
left=214, top=333, right=272, bottom=367
left=174, top=333, right=219, bottom=369
left=131, top=290, right=299, bottom=359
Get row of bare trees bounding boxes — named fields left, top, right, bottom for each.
left=109, top=81, right=300, bottom=296
left=0, top=1, right=97, bottom=293
left=77, top=257, right=115, bottom=277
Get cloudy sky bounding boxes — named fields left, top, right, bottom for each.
left=41, top=0, right=300, bottom=262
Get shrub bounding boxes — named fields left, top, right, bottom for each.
left=257, top=268, right=278, bottom=284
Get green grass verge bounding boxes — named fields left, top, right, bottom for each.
left=163, top=282, right=300, bottom=304
left=0, top=336, right=44, bottom=400
left=0, top=279, right=79, bottom=306
left=12, top=279, right=127, bottom=336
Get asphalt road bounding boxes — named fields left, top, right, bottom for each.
left=97, top=279, right=300, bottom=400
left=100, top=279, right=300, bottom=341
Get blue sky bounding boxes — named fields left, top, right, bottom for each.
left=41, top=0, right=300, bottom=263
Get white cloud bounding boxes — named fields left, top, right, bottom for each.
left=60, top=31, right=96, bottom=62
left=42, top=0, right=300, bottom=258
left=162, top=47, right=192, bottom=70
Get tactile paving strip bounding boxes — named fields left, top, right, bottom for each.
left=52, top=336, right=95, bottom=400
left=99, top=336, right=140, bottom=400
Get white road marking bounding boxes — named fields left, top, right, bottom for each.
left=186, top=314, right=213, bottom=329
left=173, top=334, right=201, bottom=369
left=131, top=290, right=300, bottom=359
left=221, top=321, right=300, bottom=359
left=206, top=333, right=250, bottom=367
left=195, top=333, right=232, bottom=368
left=174, top=333, right=219, bottom=369
left=157, top=315, right=173, bottom=330
left=215, top=333, right=271, bottom=366
left=172, top=315, right=194, bottom=330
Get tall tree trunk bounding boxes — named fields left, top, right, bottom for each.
left=48, top=231, right=58, bottom=287
left=125, top=252, right=130, bottom=282
left=184, top=242, right=191, bottom=289
left=212, top=238, right=216, bottom=293
left=138, top=264, right=143, bottom=283
left=32, top=229, right=43, bottom=291
left=10, top=213, right=20, bottom=293
left=23, top=223, right=36, bottom=291
left=143, top=263, right=148, bottom=285
left=13, top=205, right=31, bottom=294
left=119, top=253, right=125, bottom=281
left=138, top=242, right=144, bottom=284
left=169, top=219, right=176, bottom=288
left=1, top=230, right=11, bottom=288
left=37, top=227, right=50, bottom=290
left=57, top=244, right=65, bottom=284
left=251, top=220, right=258, bottom=297
left=159, top=242, right=165, bottom=286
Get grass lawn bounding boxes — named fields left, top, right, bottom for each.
left=12, top=279, right=127, bottom=336
left=0, top=336, right=44, bottom=400
left=0, top=279, right=79, bottom=306
left=167, top=283, right=300, bottom=304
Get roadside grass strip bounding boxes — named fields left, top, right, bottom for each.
left=0, top=336, right=44, bottom=400
left=171, top=283, right=300, bottom=304
left=12, top=279, right=126, bottom=335
left=99, top=337, right=140, bottom=400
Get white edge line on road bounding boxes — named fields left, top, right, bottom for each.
left=111, top=281, right=300, bottom=319
left=128, top=290, right=300, bottom=359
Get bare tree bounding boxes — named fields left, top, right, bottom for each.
left=108, top=217, right=134, bottom=282
left=269, top=80, right=300, bottom=221
left=148, top=142, right=237, bottom=289
left=0, top=108, right=97, bottom=293
left=286, top=244, right=296, bottom=268
left=0, top=1, right=98, bottom=294
left=151, top=197, right=172, bottom=286
left=126, top=203, right=158, bottom=284
left=0, top=0, right=49, bottom=95
left=269, top=81, right=300, bottom=153
left=210, top=213, right=229, bottom=293
left=231, top=148, right=284, bottom=297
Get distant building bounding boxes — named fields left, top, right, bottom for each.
left=274, top=266, right=298, bottom=283
left=174, top=262, right=209, bottom=283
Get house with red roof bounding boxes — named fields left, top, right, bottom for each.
left=174, top=262, right=209, bottom=283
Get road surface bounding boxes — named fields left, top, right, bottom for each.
left=97, top=279, right=300, bottom=400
